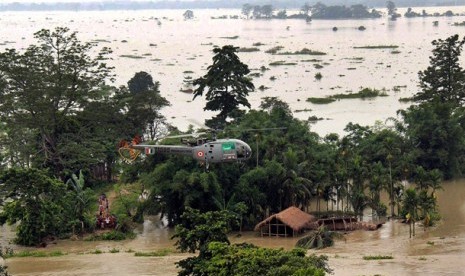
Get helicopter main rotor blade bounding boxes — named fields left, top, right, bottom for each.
left=240, top=127, right=287, bottom=132
left=162, top=132, right=208, bottom=139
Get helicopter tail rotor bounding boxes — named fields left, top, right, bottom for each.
left=118, top=135, right=143, bottom=163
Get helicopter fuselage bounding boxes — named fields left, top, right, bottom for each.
left=134, top=138, right=252, bottom=165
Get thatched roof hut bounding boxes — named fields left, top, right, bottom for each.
left=254, top=206, right=318, bottom=237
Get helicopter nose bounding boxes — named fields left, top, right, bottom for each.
left=245, top=144, right=252, bottom=158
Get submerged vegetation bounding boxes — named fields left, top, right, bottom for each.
left=354, top=45, right=399, bottom=49
left=363, top=255, right=394, bottom=260
left=0, top=24, right=464, bottom=275
left=306, top=88, right=387, bottom=104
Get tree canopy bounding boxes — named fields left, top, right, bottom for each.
left=193, top=45, right=254, bottom=128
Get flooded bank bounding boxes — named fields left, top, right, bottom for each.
left=2, top=180, right=465, bottom=275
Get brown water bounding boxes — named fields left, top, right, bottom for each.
left=2, top=7, right=465, bottom=275
left=2, top=179, right=465, bottom=275
left=2, top=7, right=465, bottom=135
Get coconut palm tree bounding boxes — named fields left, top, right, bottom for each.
left=403, top=188, right=420, bottom=238
left=296, top=225, right=345, bottom=249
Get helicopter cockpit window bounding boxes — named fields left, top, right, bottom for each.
left=221, top=142, right=236, bottom=160
left=221, top=142, right=235, bottom=153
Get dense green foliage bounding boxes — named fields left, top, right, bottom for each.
left=172, top=207, right=330, bottom=276
left=193, top=45, right=254, bottom=128
left=0, top=27, right=113, bottom=176
left=0, top=27, right=169, bottom=245
left=0, top=27, right=168, bottom=181
left=401, top=35, right=465, bottom=179
left=311, top=2, right=381, bottom=19
left=296, top=226, right=345, bottom=250
left=192, top=242, right=330, bottom=276
left=0, top=169, right=70, bottom=245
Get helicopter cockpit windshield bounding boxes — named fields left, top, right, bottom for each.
left=236, top=141, right=252, bottom=159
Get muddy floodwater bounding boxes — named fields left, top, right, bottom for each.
left=2, top=7, right=465, bottom=135
left=2, top=6, right=465, bottom=276
left=1, top=179, right=464, bottom=275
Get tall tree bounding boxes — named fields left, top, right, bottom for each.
left=242, top=4, right=253, bottom=19
left=301, top=3, right=311, bottom=16
left=193, top=45, right=254, bottom=128
left=0, top=27, right=113, bottom=175
left=118, top=71, right=170, bottom=140
left=386, top=1, right=396, bottom=16
left=415, top=35, right=465, bottom=106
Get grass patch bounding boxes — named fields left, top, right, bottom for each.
left=253, top=42, right=266, bottom=46
left=91, top=249, right=103, bottom=254
left=393, top=85, right=407, bottom=92
left=363, top=255, right=394, bottom=260
left=419, top=256, right=427, bottom=261
left=119, top=55, right=144, bottom=59
left=49, top=250, right=67, bottom=257
left=269, top=61, right=297, bottom=66
left=109, top=248, right=120, bottom=253
left=354, top=45, right=399, bottom=49
left=8, top=250, right=67, bottom=258
left=237, top=47, right=260, bottom=52
left=301, top=59, right=322, bottom=63
left=331, top=88, right=387, bottom=99
left=265, top=46, right=284, bottom=54
left=308, top=116, right=323, bottom=122
left=134, top=248, right=173, bottom=257
left=220, top=35, right=239, bottom=39
left=92, top=39, right=111, bottom=43
left=399, top=97, right=413, bottom=103
left=427, top=241, right=435, bottom=245
left=84, top=230, right=136, bottom=241
left=391, top=50, right=401, bottom=54
left=277, top=48, right=326, bottom=56
left=295, top=108, right=313, bottom=113
left=306, top=97, right=336, bottom=104
left=306, top=88, right=386, bottom=104
left=249, top=72, right=261, bottom=77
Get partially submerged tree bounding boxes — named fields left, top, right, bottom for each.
left=296, top=225, right=345, bottom=250
left=183, top=10, right=194, bottom=20
left=0, top=168, right=69, bottom=246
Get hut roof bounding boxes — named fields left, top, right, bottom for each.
left=254, top=206, right=317, bottom=232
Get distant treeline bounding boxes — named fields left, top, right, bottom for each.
left=1, top=0, right=465, bottom=12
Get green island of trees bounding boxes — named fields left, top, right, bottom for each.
left=1, top=27, right=465, bottom=275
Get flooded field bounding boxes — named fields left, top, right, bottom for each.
left=2, top=6, right=465, bottom=275
left=1, top=7, right=465, bottom=135
left=2, top=179, right=465, bottom=275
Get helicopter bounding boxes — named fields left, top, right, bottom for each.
left=118, top=130, right=252, bottom=171
left=118, top=126, right=285, bottom=171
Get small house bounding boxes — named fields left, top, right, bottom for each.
left=254, top=206, right=318, bottom=237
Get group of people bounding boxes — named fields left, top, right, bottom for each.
left=96, top=193, right=116, bottom=229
